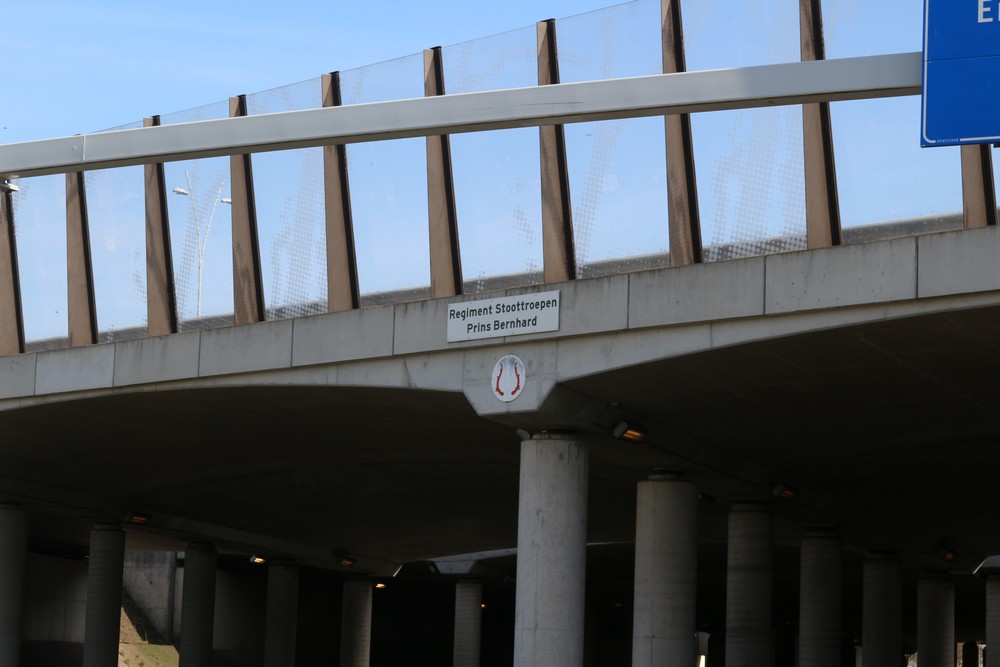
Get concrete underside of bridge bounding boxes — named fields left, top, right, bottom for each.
left=1, top=228, right=999, bottom=660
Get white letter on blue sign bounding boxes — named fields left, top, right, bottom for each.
left=980, top=0, right=993, bottom=23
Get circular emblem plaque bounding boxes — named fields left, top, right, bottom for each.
left=491, top=355, right=525, bottom=403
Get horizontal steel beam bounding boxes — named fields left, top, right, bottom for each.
left=0, top=52, right=922, bottom=179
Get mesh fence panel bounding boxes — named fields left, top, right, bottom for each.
left=11, top=175, right=68, bottom=350
left=558, top=0, right=668, bottom=276
left=341, top=55, right=430, bottom=302
left=443, top=26, right=543, bottom=293
left=824, top=1, right=963, bottom=236
left=246, top=78, right=327, bottom=320
left=84, top=161, right=148, bottom=342
left=160, top=101, right=234, bottom=330
left=684, top=0, right=806, bottom=260
left=831, top=97, right=962, bottom=234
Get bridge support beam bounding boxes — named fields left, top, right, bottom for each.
left=514, top=433, right=588, bottom=667
left=725, top=503, right=771, bottom=667
left=82, top=523, right=125, bottom=667
left=66, top=170, right=98, bottom=346
left=799, top=528, right=842, bottom=667
left=143, top=115, right=178, bottom=336
left=987, top=576, right=1000, bottom=667
left=424, top=46, right=463, bottom=298
left=632, top=471, right=698, bottom=667
left=322, top=72, right=360, bottom=312
left=961, top=143, right=997, bottom=229
left=341, top=576, right=373, bottom=667
left=229, top=95, right=265, bottom=325
left=862, top=552, right=902, bottom=666
left=0, top=505, right=27, bottom=666
left=453, top=580, right=482, bottom=667
left=263, top=560, right=299, bottom=667
left=537, top=19, right=577, bottom=283
left=917, top=574, right=954, bottom=667
left=799, top=0, right=842, bottom=249
left=0, top=191, right=24, bottom=355
left=180, top=542, right=217, bottom=667
left=661, top=0, right=702, bottom=267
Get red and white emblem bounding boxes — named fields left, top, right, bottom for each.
left=491, top=355, right=525, bottom=403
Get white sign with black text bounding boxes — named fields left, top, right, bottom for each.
left=447, top=291, right=560, bottom=342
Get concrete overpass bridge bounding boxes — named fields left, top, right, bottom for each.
left=0, top=1, right=998, bottom=666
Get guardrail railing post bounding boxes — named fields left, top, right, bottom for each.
left=960, top=144, right=997, bottom=229
left=323, top=73, right=361, bottom=312
left=0, top=187, right=24, bottom=354
left=424, top=47, right=464, bottom=298
left=144, top=116, right=178, bottom=336
left=661, top=0, right=703, bottom=266
left=230, top=94, right=265, bottom=325
left=66, top=171, right=98, bottom=346
left=537, top=18, right=577, bottom=283
left=800, top=0, right=842, bottom=248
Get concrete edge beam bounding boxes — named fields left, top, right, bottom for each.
left=198, top=319, right=294, bottom=377
left=918, top=225, right=1000, bottom=298
left=765, top=237, right=917, bottom=314
left=628, top=257, right=765, bottom=328
left=0, top=353, right=36, bottom=399
left=291, top=306, right=394, bottom=367
left=112, top=332, right=201, bottom=387
left=35, top=345, right=114, bottom=395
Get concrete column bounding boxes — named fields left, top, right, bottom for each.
left=799, top=529, right=842, bottom=667
left=340, top=576, right=373, bottom=667
left=263, top=560, right=299, bottom=667
left=82, top=523, right=126, bottom=667
left=862, top=553, right=902, bottom=666
left=917, top=574, right=954, bottom=667
left=987, top=576, right=1000, bottom=667
left=179, top=542, right=217, bottom=667
left=632, top=471, right=698, bottom=667
left=514, top=433, right=589, bottom=667
left=725, top=503, right=771, bottom=667
left=0, top=504, right=27, bottom=667
left=453, top=580, right=482, bottom=667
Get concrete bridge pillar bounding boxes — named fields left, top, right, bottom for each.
left=82, top=522, right=126, bottom=667
left=631, top=471, right=698, bottom=667
left=0, top=504, right=27, bottom=667
left=180, top=542, right=217, bottom=667
left=862, top=552, right=902, bottom=666
left=798, top=528, right=842, bottom=667
left=263, top=560, right=299, bottom=667
left=453, top=580, right=482, bottom=667
left=725, top=503, right=771, bottom=667
left=514, top=432, right=588, bottom=667
left=917, top=574, right=954, bottom=667
left=340, top=576, right=373, bottom=667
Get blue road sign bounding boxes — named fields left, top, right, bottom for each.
left=922, top=0, right=1000, bottom=146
